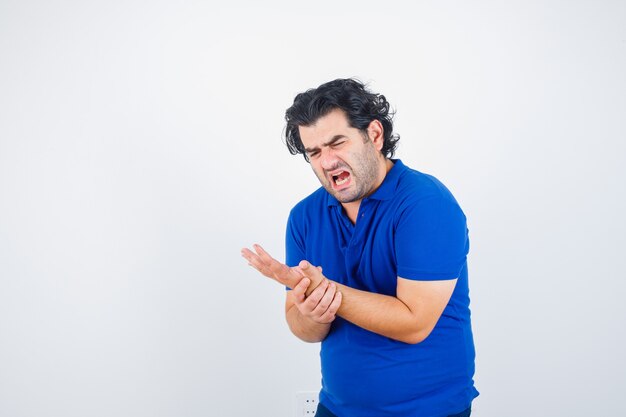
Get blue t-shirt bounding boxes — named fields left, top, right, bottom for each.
left=285, top=160, right=479, bottom=417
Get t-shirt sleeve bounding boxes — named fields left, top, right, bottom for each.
left=395, top=195, right=469, bottom=281
left=285, top=208, right=306, bottom=269
left=284, top=208, right=307, bottom=291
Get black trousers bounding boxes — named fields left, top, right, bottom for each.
left=315, top=403, right=472, bottom=417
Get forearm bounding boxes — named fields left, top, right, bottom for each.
left=332, top=282, right=426, bottom=344
left=285, top=303, right=331, bottom=343
left=294, top=262, right=448, bottom=344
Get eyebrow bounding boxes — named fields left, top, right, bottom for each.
left=304, top=135, right=347, bottom=154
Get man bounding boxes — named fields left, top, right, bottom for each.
left=241, top=79, right=478, bottom=417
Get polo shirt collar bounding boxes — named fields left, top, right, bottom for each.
left=326, top=159, right=406, bottom=207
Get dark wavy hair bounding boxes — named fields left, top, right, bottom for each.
left=284, top=78, right=400, bottom=162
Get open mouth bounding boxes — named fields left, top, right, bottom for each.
left=331, top=170, right=351, bottom=187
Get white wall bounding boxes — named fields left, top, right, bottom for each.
left=1, top=1, right=624, bottom=416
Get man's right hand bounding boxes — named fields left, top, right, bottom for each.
left=241, top=244, right=326, bottom=295
left=290, top=277, right=342, bottom=324
left=241, top=244, right=307, bottom=290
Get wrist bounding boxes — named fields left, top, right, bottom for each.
left=304, top=278, right=327, bottom=297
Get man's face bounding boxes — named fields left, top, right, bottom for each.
left=298, top=109, right=385, bottom=204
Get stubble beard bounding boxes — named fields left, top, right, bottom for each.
left=315, top=141, right=382, bottom=203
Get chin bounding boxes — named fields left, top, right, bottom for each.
left=333, top=190, right=361, bottom=203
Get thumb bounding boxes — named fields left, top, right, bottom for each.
left=293, top=278, right=310, bottom=302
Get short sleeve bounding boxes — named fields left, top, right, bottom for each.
left=395, top=195, right=469, bottom=281
left=285, top=208, right=306, bottom=268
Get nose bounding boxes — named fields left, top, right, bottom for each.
left=319, top=148, right=339, bottom=171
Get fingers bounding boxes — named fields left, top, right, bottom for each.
left=252, top=244, right=299, bottom=282
left=241, top=245, right=274, bottom=269
left=253, top=244, right=283, bottom=274
left=242, top=244, right=282, bottom=277
left=318, top=290, right=342, bottom=323
left=296, top=262, right=326, bottom=297
left=241, top=246, right=266, bottom=268
left=310, top=281, right=336, bottom=316
left=291, top=277, right=310, bottom=303
left=298, top=260, right=322, bottom=280
left=242, top=245, right=340, bottom=323
left=241, top=247, right=272, bottom=277
left=243, top=245, right=307, bottom=282
left=242, top=244, right=306, bottom=289
left=297, top=279, right=342, bottom=324
left=252, top=243, right=270, bottom=258
left=302, top=279, right=328, bottom=309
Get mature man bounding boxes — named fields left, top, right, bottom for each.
left=242, top=79, right=478, bottom=417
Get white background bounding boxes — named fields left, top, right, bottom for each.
left=1, top=1, right=625, bottom=416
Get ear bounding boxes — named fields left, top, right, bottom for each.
left=366, top=119, right=384, bottom=151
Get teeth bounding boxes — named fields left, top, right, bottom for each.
left=330, top=170, right=350, bottom=187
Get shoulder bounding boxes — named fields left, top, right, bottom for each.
left=389, top=163, right=466, bottom=227
left=286, top=187, right=330, bottom=250
left=288, top=186, right=328, bottom=221
left=395, top=164, right=462, bottom=208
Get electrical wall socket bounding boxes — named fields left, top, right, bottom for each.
left=296, top=391, right=319, bottom=416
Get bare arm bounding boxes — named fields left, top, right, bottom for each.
left=297, top=262, right=456, bottom=344
left=241, top=245, right=453, bottom=344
